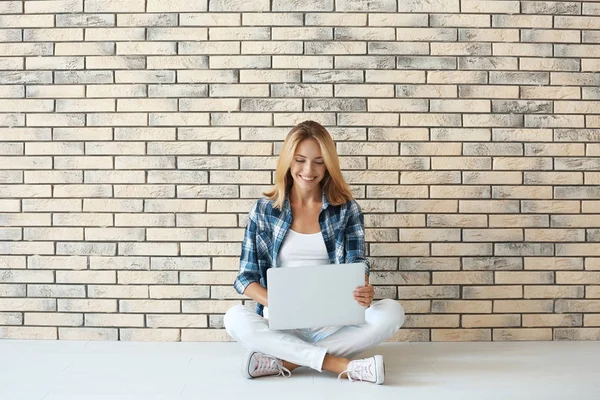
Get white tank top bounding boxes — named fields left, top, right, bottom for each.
left=263, top=229, right=329, bottom=319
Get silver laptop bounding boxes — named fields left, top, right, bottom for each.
left=266, top=262, right=367, bottom=330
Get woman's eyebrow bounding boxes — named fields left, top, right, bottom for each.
left=295, top=154, right=323, bottom=159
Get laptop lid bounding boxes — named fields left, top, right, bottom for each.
left=266, top=262, right=366, bottom=330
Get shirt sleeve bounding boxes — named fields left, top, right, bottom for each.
left=344, top=199, right=371, bottom=276
left=233, top=201, right=262, bottom=295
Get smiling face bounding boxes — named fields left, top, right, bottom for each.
left=289, top=138, right=328, bottom=191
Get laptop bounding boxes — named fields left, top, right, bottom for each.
left=266, top=262, right=367, bottom=330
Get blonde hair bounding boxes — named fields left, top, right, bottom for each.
left=263, top=120, right=354, bottom=209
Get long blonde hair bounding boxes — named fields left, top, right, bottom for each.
left=263, top=120, right=354, bottom=209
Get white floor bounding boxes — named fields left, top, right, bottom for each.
left=0, top=339, right=599, bottom=400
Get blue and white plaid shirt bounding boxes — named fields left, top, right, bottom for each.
left=233, top=190, right=371, bottom=317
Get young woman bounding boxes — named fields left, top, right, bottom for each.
left=224, top=121, right=405, bottom=384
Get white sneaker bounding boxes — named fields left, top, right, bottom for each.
left=338, top=355, right=385, bottom=384
left=242, top=350, right=292, bottom=379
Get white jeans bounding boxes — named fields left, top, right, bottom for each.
left=224, top=299, right=405, bottom=372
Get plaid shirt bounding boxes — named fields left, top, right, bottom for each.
left=233, top=191, right=371, bottom=317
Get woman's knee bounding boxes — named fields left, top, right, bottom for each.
left=223, top=304, right=247, bottom=334
left=375, top=298, right=405, bottom=331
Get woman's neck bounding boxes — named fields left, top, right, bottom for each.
left=289, top=186, right=322, bottom=207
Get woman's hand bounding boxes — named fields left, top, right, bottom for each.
left=353, top=283, right=374, bottom=308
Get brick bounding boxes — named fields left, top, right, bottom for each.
left=521, top=87, right=580, bottom=99
left=540, top=172, right=586, bottom=187
left=404, top=315, right=459, bottom=329
left=241, top=13, right=301, bottom=26
left=84, top=85, right=145, bottom=98
left=120, top=328, right=180, bottom=341
left=57, top=14, right=114, bottom=27
left=398, top=228, right=460, bottom=242
left=147, top=0, right=207, bottom=11
left=430, top=14, right=490, bottom=27
left=337, top=28, right=394, bottom=41
left=58, top=299, right=116, bottom=313
left=398, top=57, right=456, bottom=70
left=1, top=71, right=53, bottom=85
left=432, top=300, right=491, bottom=313
left=335, top=84, right=393, bottom=98
left=244, top=42, right=304, bottom=55
left=495, top=158, right=553, bottom=171
left=0, top=85, right=24, bottom=98
left=25, top=312, right=83, bottom=326
left=397, top=286, right=459, bottom=300
left=584, top=315, right=600, bottom=326
left=88, top=285, right=148, bottom=299
left=494, top=300, right=554, bottom=313
left=521, top=29, right=580, bottom=44
left=465, top=286, right=523, bottom=301
left=555, top=328, right=600, bottom=340
left=401, top=114, right=461, bottom=127
left=0, top=327, right=57, bottom=340
left=210, top=84, right=269, bottom=97
left=525, top=285, right=584, bottom=299
left=523, top=314, right=582, bottom=327
left=119, top=300, right=179, bottom=313
left=85, top=28, right=146, bottom=42
left=432, top=42, right=491, bottom=56
left=428, top=71, right=487, bottom=84
left=433, top=272, right=494, bottom=285
left=556, top=300, right=600, bottom=313
left=494, top=328, right=553, bottom=341
left=83, top=314, right=144, bottom=327
left=0, top=15, right=54, bottom=27
left=54, top=42, right=115, bottom=56
left=397, top=0, right=458, bottom=12
left=495, top=243, right=554, bottom=256
left=493, top=100, right=552, bottom=114
left=209, top=0, right=269, bottom=11
left=463, top=314, right=521, bottom=328
left=524, top=257, right=583, bottom=271
left=431, top=100, right=490, bottom=113
left=0, top=1, right=22, bottom=13
left=460, top=85, right=519, bottom=98
left=397, top=84, right=456, bottom=98
left=462, top=1, right=519, bottom=12
left=338, top=113, right=399, bottom=126
left=397, top=28, right=457, bottom=41
left=461, top=56, right=518, bottom=71
left=555, top=16, right=600, bottom=29
left=302, top=13, right=365, bottom=26
left=464, top=229, right=523, bottom=242
left=431, top=329, right=491, bottom=341
left=495, top=271, right=554, bottom=284
left=492, top=15, right=552, bottom=28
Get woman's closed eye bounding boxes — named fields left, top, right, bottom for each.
left=296, top=159, right=323, bottom=165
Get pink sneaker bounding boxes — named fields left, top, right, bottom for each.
left=242, top=350, right=292, bottom=379
left=338, top=355, right=385, bottom=385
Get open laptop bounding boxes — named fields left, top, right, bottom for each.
left=266, top=262, right=367, bottom=330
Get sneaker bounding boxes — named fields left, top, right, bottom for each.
left=242, top=350, right=292, bottom=379
left=338, top=355, right=385, bottom=385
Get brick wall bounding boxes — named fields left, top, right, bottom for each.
left=1, top=0, right=599, bottom=342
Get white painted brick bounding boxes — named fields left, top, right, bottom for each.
left=209, top=0, right=269, bottom=11
left=147, top=0, right=207, bottom=12
left=58, top=328, right=118, bottom=341
left=84, top=0, right=145, bottom=12
left=181, top=13, right=239, bottom=26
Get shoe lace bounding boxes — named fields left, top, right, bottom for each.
left=337, top=359, right=371, bottom=382
left=256, top=355, right=291, bottom=378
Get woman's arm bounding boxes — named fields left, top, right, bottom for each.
left=233, top=202, right=262, bottom=296
left=344, top=199, right=371, bottom=276
left=243, top=282, right=269, bottom=307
